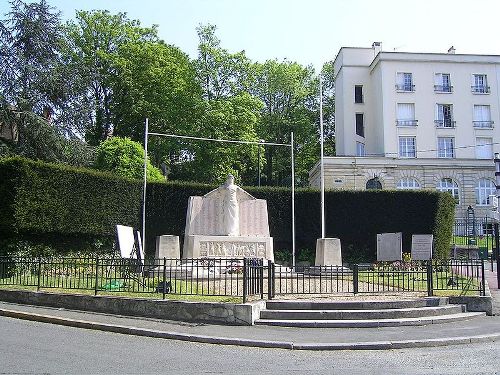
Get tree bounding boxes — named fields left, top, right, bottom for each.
left=65, top=10, right=158, bottom=144
left=321, top=61, right=336, bottom=156
left=93, top=137, right=163, bottom=181
left=0, top=0, right=94, bottom=166
left=171, top=93, right=263, bottom=184
left=195, top=24, right=252, bottom=100
left=250, top=60, right=319, bottom=186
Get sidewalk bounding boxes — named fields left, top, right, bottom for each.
left=485, top=260, right=500, bottom=315
left=1, top=300, right=500, bottom=350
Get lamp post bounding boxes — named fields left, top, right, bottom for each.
left=495, top=153, right=500, bottom=287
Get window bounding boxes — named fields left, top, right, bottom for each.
left=434, top=73, right=452, bottom=92
left=396, top=103, right=417, bottom=126
left=397, top=177, right=421, bottom=190
left=476, top=179, right=496, bottom=205
left=356, top=142, right=365, bottom=156
left=355, top=113, right=364, bottom=137
left=476, top=137, right=493, bottom=159
left=437, top=178, right=459, bottom=203
left=354, top=85, right=363, bottom=103
left=399, top=137, right=416, bottom=158
left=438, top=137, right=455, bottom=158
left=473, top=105, right=493, bottom=128
left=472, top=74, right=489, bottom=93
left=396, top=72, right=414, bottom=92
left=435, top=104, right=455, bottom=127
left=366, top=177, right=382, bottom=190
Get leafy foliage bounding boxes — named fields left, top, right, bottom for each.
left=93, top=137, right=163, bottom=181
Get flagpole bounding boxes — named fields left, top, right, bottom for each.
left=319, top=76, right=325, bottom=238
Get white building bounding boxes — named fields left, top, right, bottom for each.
left=310, top=43, right=500, bottom=220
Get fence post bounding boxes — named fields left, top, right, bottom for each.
left=495, top=222, right=500, bottom=289
left=353, top=264, right=359, bottom=295
left=260, top=259, right=264, bottom=300
left=162, top=257, right=167, bottom=300
left=37, top=256, right=41, bottom=291
left=426, top=260, right=433, bottom=297
left=94, top=256, right=99, bottom=296
left=481, top=259, right=486, bottom=296
left=267, top=260, right=273, bottom=300
left=242, top=258, right=247, bottom=304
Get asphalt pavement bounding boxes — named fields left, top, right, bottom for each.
left=1, top=264, right=499, bottom=351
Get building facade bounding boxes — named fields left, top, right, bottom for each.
left=310, top=44, right=500, bottom=219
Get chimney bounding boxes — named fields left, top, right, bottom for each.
left=372, top=41, right=382, bottom=55
left=447, top=46, right=456, bottom=54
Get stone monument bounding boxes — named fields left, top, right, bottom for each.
left=183, top=175, right=274, bottom=261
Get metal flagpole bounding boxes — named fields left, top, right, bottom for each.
left=319, top=76, right=325, bottom=238
left=142, top=118, right=149, bottom=257
left=291, top=132, right=296, bottom=270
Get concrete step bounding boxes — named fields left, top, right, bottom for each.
left=254, top=312, right=486, bottom=328
left=265, top=297, right=448, bottom=311
left=259, top=305, right=464, bottom=320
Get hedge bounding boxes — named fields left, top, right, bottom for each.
left=0, top=157, right=455, bottom=260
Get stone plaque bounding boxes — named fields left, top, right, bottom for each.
left=155, top=235, right=180, bottom=265
left=315, top=238, right=342, bottom=266
left=377, top=232, right=402, bottom=261
left=411, top=234, right=433, bottom=260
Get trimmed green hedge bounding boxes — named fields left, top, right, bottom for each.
left=0, top=157, right=455, bottom=260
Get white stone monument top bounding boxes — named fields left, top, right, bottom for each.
left=184, top=175, right=270, bottom=237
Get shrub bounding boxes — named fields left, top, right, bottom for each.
left=94, top=137, right=163, bottom=182
left=0, top=157, right=455, bottom=261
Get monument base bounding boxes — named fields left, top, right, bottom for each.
left=183, top=235, right=274, bottom=262
left=315, top=238, right=342, bottom=266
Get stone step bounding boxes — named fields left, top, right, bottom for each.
left=259, top=305, right=464, bottom=320
left=265, top=297, right=448, bottom=311
left=254, top=312, right=486, bottom=328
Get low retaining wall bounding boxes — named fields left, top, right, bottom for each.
left=448, top=283, right=493, bottom=316
left=0, top=290, right=265, bottom=325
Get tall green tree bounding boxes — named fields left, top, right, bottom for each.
left=65, top=10, right=158, bottom=144
left=251, top=60, right=319, bottom=186
left=321, top=60, right=336, bottom=156
left=195, top=24, right=252, bottom=100
left=0, top=0, right=93, bottom=166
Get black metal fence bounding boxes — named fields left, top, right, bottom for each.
left=0, top=256, right=486, bottom=300
left=452, top=216, right=495, bottom=253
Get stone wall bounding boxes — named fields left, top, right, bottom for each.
left=0, top=290, right=264, bottom=325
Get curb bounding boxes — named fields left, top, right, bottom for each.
left=1, top=307, right=499, bottom=350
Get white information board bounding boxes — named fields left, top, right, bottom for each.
left=116, top=225, right=136, bottom=258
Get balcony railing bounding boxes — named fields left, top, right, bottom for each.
left=396, top=119, right=418, bottom=126
left=395, top=84, right=415, bottom=92
left=473, top=120, right=494, bottom=129
left=471, top=85, right=490, bottom=94
left=435, top=119, right=456, bottom=128
left=434, top=85, right=453, bottom=93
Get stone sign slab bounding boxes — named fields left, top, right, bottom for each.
left=155, top=235, right=180, bottom=265
left=377, top=232, right=402, bottom=261
left=315, top=238, right=342, bottom=266
left=411, top=234, right=433, bottom=260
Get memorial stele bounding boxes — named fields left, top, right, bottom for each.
left=183, top=175, right=274, bottom=261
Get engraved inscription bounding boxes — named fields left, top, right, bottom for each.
left=199, top=241, right=268, bottom=258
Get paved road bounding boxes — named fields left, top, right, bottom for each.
left=1, top=316, right=499, bottom=375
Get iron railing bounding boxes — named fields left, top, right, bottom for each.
left=0, top=257, right=486, bottom=299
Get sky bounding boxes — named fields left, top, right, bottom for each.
left=2, top=0, right=500, bottom=72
